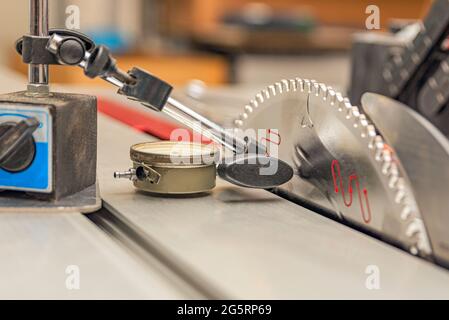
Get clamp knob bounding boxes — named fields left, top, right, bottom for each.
left=57, top=37, right=86, bottom=65
left=0, top=118, right=40, bottom=172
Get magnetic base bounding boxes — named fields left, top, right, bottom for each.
left=0, top=183, right=101, bottom=214
left=0, top=91, right=98, bottom=200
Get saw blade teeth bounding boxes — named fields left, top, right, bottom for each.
left=319, top=83, right=328, bottom=99
left=295, top=78, right=304, bottom=92
left=382, top=157, right=394, bottom=176
left=395, top=190, right=406, bottom=205
left=268, top=85, right=277, bottom=97
left=240, top=112, right=249, bottom=121
left=406, top=221, right=419, bottom=238
left=382, top=149, right=393, bottom=163
left=344, top=103, right=354, bottom=120
left=358, top=114, right=369, bottom=128
left=389, top=174, right=399, bottom=189
left=343, top=99, right=352, bottom=108
left=368, top=133, right=382, bottom=151
left=255, top=93, right=264, bottom=104
left=334, top=94, right=345, bottom=112
left=281, top=79, right=290, bottom=92
left=250, top=99, right=259, bottom=109
left=350, top=107, right=361, bottom=127
left=396, top=176, right=406, bottom=189
left=311, top=82, right=320, bottom=96
left=401, top=206, right=412, bottom=221
left=335, top=92, right=344, bottom=103
left=366, top=129, right=377, bottom=150
left=381, top=148, right=394, bottom=166
left=366, top=125, right=377, bottom=138
left=310, top=81, right=320, bottom=97
left=394, top=178, right=407, bottom=204
left=327, top=89, right=337, bottom=105
left=406, top=219, right=423, bottom=238
left=406, top=219, right=431, bottom=254
left=244, top=105, right=254, bottom=114
left=310, top=80, right=318, bottom=94
left=303, top=80, right=313, bottom=93
left=374, top=139, right=385, bottom=161
left=262, top=89, right=270, bottom=100
left=387, top=163, right=400, bottom=187
left=316, top=83, right=323, bottom=96
left=275, top=82, right=283, bottom=94
left=335, top=92, right=344, bottom=102
left=335, top=93, right=345, bottom=112
left=289, top=79, right=297, bottom=91
left=234, top=119, right=244, bottom=127
left=303, top=80, right=310, bottom=93
left=358, top=115, right=370, bottom=138
left=381, top=158, right=392, bottom=175
left=388, top=175, right=400, bottom=192
left=417, top=229, right=431, bottom=255
left=325, top=87, right=334, bottom=102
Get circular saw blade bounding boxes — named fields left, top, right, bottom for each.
left=233, top=78, right=432, bottom=258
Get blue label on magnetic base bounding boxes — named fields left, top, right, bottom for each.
left=0, top=143, right=50, bottom=190
left=0, top=105, right=53, bottom=193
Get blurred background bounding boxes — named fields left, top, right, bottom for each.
left=0, top=0, right=432, bottom=91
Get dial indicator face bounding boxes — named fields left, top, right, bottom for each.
left=131, top=141, right=219, bottom=166
left=134, top=141, right=216, bottom=157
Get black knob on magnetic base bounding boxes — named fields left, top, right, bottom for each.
left=0, top=118, right=40, bottom=173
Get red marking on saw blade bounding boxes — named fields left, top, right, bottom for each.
left=383, top=144, right=399, bottom=166
left=331, top=160, right=372, bottom=224
left=261, top=129, right=281, bottom=156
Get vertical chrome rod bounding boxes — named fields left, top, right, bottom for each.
left=28, top=0, right=49, bottom=93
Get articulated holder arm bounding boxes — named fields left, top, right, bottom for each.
left=15, top=29, right=251, bottom=154
left=16, top=29, right=173, bottom=112
left=15, top=29, right=295, bottom=189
